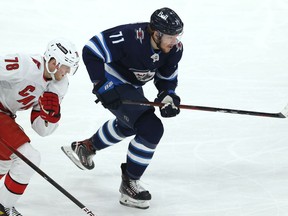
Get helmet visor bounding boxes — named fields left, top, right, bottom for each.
left=68, top=65, right=79, bottom=75
left=56, top=62, right=79, bottom=76
left=64, top=64, right=79, bottom=76
left=57, top=58, right=79, bottom=76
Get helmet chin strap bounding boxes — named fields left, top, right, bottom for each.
left=45, top=59, right=57, bottom=80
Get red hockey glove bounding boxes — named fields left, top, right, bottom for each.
left=38, top=92, right=61, bottom=123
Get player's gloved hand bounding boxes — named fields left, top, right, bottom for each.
left=92, top=79, right=121, bottom=110
left=38, top=92, right=61, bottom=123
left=156, top=90, right=181, bottom=118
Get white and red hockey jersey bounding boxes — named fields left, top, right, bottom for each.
left=0, top=53, right=69, bottom=136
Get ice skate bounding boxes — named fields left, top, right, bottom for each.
left=0, top=203, right=22, bottom=216
left=119, top=163, right=151, bottom=209
left=61, top=138, right=96, bottom=170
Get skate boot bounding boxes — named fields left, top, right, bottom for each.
left=119, top=163, right=151, bottom=209
left=0, top=203, right=22, bottom=216
left=61, top=138, right=96, bottom=170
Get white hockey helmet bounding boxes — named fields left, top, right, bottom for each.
left=44, top=38, right=80, bottom=78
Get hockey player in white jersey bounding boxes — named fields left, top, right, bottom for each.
left=0, top=38, right=79, bottom=216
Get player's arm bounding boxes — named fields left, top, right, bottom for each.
left=82, top=29, right=126, bottom=83
left=30, top=91, right=61, bottom=137
left=154, top=44, right=183, bottom=92
left=30, top=77, right=68, bottom=136
left=154, top=69, right=181, bottom=118
left=154, top=47, right=183, bottom=117
left=82, top=46, right=105, bottom=83
left=83, top=28, right=127, bottom=109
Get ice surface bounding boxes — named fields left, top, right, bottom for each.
left=1, top=0, right=288, bottom=215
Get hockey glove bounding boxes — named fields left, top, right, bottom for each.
left=92, top=79, right=121, bottom=110
left=156, top=90, right=181, bottom=118
left=38, top=92, right=61, bottom=123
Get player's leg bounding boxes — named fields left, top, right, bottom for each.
left=0, top=143, right=40, bottom=215
left=61, top=118, right=131, bottom=170
left=0, top=113, right=40, bottom=215
left=62, top=84, right=150, bottom=170
left=119, top=110, right=163, bottom=209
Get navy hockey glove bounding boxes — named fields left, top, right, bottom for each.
left=93, top=79, right=121, bottom=110
left=156, top=90, right=181, bottom=118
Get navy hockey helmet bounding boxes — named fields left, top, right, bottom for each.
left=150, top=7, right=184, bottom=35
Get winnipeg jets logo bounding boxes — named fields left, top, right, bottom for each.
left=135, top=28, right=144, bottom=44
left=130, top=68, right=156, bottom=82
left=150, top=53, right=159, bottom=62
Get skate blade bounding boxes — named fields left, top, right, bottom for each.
left=61, top=145, right=87, bottom=170
left=119, top=194, right=150, bottom=209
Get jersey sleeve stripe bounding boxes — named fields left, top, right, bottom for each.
left=155, top=69, right=178, bottom=80
left=105, top=64, right=130, bottom=84
left=85, top=40, right=105, bottom=60
left=97, top=33, right=112, bottom=63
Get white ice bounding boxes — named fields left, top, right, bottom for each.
left=1, top=0, right=288, bottom=215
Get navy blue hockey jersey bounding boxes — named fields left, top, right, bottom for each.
left=82, top=22, right=183, bottom=92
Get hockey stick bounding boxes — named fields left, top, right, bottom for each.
left=0, top=138, right=96, bottom=216
left=122, top=100, right=288, bottom=118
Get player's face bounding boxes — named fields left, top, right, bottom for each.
left=54, top=64, right=71, bottom=81
left=158, top=33, right=182, bottom=53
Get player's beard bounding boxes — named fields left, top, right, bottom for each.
left=158, top=42, right=174, bottom=53
left=152, top=34, right=173, bottom=54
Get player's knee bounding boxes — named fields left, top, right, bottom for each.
left=135, top=110, right=164, bottom=144
left=17, top=143, right=41, bottom=166
left=0, top=160, right=12, bottom=176
left=9, top=143, right=41, bottom=183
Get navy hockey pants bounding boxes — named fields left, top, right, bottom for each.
left=91, top=84, right=164, bottom=179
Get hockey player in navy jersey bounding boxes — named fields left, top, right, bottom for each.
left=62, top=7, right=184, bottom=209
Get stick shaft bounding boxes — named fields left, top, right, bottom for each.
left=122, top=100, right=285, bottom=118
